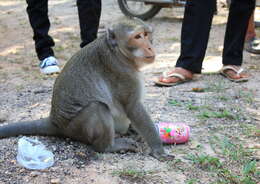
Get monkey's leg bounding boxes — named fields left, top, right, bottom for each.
left=66, top=102, right=136, bottom=153
left=113, top=115, right=131, bottom=135
left=126, top=102, right=175, bottom=160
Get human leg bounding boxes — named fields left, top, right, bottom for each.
left=26, top=0, right=60, bottom=74
left=221, top=0, right=256, bottom=81
left=244, top=11, right=260, bottom=54
left=222, top=0, right=255, bottom=65
left=26, top=0, right=55, bottom=60
left=77, top=0, right=102, bottom=48
left=175, top=0, right=216, bottom=73
left=245, top=13, right=256, bottom=41
left=155, top=0, right=216, bottom=86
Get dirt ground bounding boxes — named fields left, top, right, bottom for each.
left=0, top=0, right=259, bottom=184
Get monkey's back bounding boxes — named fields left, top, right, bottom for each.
left=49, top=36, right=115, bottom=128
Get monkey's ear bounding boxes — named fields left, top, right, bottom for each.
left=106, top=28, right=117, bottom=47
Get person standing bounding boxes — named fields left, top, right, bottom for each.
left=244, top=11, right=260, bottom=54
left=26, top=0, right=101, bottom=74
left=156, top=0, right=255, bottom=86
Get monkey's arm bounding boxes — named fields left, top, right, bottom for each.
left=126, top=101, right=174, bottom=160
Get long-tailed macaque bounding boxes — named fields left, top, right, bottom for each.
left=0, top=18, right=173, bottom=160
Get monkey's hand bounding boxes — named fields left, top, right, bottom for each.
left=150, top=149, right=175, bottom=162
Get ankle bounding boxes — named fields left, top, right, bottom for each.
left=174, top=67, right=193, bottom=78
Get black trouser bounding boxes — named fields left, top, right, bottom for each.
left=176, top=0, right=255, bottom=73
left=26, top=0, right=101, bottom=60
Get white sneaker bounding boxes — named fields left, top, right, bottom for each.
left=39, top=56, right=61, bottom=75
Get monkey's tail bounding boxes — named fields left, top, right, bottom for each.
left=0, top=118, right=60, bottom=138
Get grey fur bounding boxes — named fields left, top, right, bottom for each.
left=0, top=19, right=174, bottom=160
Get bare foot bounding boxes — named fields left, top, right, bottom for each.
left=220, top=65, right=249, bottom=82
left=155, top=67, right=193, bottom=86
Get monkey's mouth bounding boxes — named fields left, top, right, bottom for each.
left=145, top=55, right=155, bottom=62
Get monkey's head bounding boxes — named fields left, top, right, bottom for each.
left=107, top=18, right=155, bottom=68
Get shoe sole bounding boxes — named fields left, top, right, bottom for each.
left=44, top=72, right=60, bottom=75
left=219, top=72, right=249, bottom=82
left=40, top=65, right=61, bottom=75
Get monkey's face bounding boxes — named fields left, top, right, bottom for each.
left=107, top=18, right=156, bottom=68
left=127, top=30, right=155, bottom=65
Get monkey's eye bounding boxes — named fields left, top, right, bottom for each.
left=134, top=34, right=142, bottom=39
left=144, top=32, right=148, bottom=37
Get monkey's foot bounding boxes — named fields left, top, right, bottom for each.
left=106, top=138, right=138, bottom=153
left=150, top=149, right=175, bottom=161
left=125, top=125, right=139, bottom=136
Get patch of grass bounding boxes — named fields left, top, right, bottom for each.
left=242, top=160, right=257, bottom=176
left=204, top=80, right=229, bottom=93
left=169, top=98, right=239, bottom=121
left=219, top=138, right=251, bottom=161
left=207, top=136, right=258, bottom=183
left=216, top=168, right=240, bottom=184
left=197, top=109, right=235, bottom=119
left=216, top=161, right=258, bottom=184
left=166, top=158, right=185, bottom=171
left=185, top=153, right=222, bottom=171
left=254, top=129, right=260, bottom=136
left=216, top=95, right=230, bottom=101
left=168, top=99, right=182, bottom=106
left=209, top=136, right=252, bottom=162
left=112, top=166, right=156, bottom=183
left=235, top=90, right=254, bottom=104
left=240, top=176, right=257, bottom=184
left=240, top=124, right=257, bottom=137
left=186, top=103, right=201, bottom=111
left=185, top=151, right=258, bottom=184
left=186, top=178, right=199, bottom=184
left=169, top=100, right=209, bottom=111
left=113, top=168, right=147, bottom=178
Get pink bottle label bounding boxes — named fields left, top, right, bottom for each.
left=156, top=122, right=190, bottom=144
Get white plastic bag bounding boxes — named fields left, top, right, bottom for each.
left=16, top=137, right=54, bottom=170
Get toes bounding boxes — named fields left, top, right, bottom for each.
left=159, top=76, right=179, bottom=83
left=225, top=69, right=249, bottom=79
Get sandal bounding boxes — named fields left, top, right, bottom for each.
left=155, top=69, right=193, bottom=87
left=219, top=65, right=249, bottom=82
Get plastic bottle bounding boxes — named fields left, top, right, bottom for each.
left=155, top=122, right=190, bottom=144
left=16, top=137, right=54, bottom=170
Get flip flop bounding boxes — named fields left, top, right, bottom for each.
left=155, top=71, right=192, bottom=87
left=219, top=65, right=249, bottom=82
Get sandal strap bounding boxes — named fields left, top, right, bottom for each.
left=221, top=65, right=244, bottom=76
left=163, top=71, right=186, bottom=80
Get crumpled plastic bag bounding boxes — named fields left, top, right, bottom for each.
left=16, top=137, right=54, bottom=170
